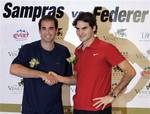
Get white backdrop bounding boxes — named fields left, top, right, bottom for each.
left=0, top=0, right=150, bottom=114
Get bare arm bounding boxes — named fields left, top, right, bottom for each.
left=92, top=60, right=136, bottom=110
left=10, top=64, right=42, bottom=78
left=111, top=60, right=136, bottom=97
left=51, top=71, right=76, bottom=85
left=10, top=64, right=58, bottom=85
left=56, top=75, right=76, bottom=85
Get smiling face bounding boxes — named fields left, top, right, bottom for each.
left=75, top=20, right=96, bottom=43
left=39, top=19, right=58, bottom=43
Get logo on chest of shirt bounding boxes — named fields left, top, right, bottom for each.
left=93, top=53, right=99, bottom=56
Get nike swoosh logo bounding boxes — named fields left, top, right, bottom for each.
left=93, top=53, right=99, bottom=56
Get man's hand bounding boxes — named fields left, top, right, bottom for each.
left=49, top=71, right=62, bottom=81
left=40, top=72, right=58, bottom=85
left=49, top=71, right=76, bottom=85
left=92, top=95, right=115, bottom=110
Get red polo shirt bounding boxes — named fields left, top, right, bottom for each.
left=74, top=38, right=125, bottom=111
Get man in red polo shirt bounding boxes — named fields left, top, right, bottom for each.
left=51, top=12, right=136, bottom=114
left=72, top=12, right=136, bottom=114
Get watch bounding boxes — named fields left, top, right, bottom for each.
left=109, top=92, right=117, bottom=98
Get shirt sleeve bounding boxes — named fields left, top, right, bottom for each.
left=64, top=48, right=73, bottom=76
left=73, top=48, right=78, bottom=72
left=105, top=44, right=125, bottom=66
left=12, top=45, right=29, bottom=66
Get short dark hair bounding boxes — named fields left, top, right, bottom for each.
left=38, top=15, right=58, bottom=30
left=72, top=12, right=97, bottom=33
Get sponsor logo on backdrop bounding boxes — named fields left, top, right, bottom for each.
left=114, top=29, right=127, bottom=38
left=8, top=50, right=19, bottom=57
left=8, top=83, right=23, bottom=94
left=8, top=47, right=21, bottom=59
left=3, top=2, right=64, bottom=21
left=146, top=49, right=150, bottom=61
left=102, top=35, right=127, bottom=42
left=70, top=86, right=76, bottom=95
left=139, top=32, right=150, bottom=41
left=135, top=88, right=150, bottom=97
left=142, top=66, right=150, bottom=76
left=135, top=53, right=149, bottom=60
left=7, top=47, right=24, bottom=61
left=135, top=82, right=150, bottom=97
left=121, top=51, right=129, bottom=58
left=146, top=82, right=150, bottom=90
left=13, top=29, right=29, bottom=41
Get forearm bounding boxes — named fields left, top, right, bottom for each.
left=111, top=70, right=135, bottom=97
left=111, top=75, right=133, bottom=97
left=110, top=60, right=136, bottom=97
left=57, top=75, right=76, bottom=85
left=10, top=64, right=44, bottom=78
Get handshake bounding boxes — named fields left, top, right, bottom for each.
left=40, top=71, right=61, bottom=86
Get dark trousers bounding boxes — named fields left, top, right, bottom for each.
left=73, top=107, right=112, bottom=114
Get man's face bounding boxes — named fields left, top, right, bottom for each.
left=75, top=20, right=95, bottom=42
left=39, top=20, right=58, bottom=43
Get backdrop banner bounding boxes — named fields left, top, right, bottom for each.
left=0, top=0, right=150, bottom=114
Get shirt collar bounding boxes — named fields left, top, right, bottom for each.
left=77, top=38, right=100, bottom=51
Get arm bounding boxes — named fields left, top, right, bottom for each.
left=50, top=71, right=76, bottom=85
left=10, top=64, right=42, bottom=78
left=10, top=64, right=58, bottom=85
left=56, top=75, right=76, bottom=85
left=110, top=60, right=136, bottom=97
left=93, top=60, right=136, bottom=110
